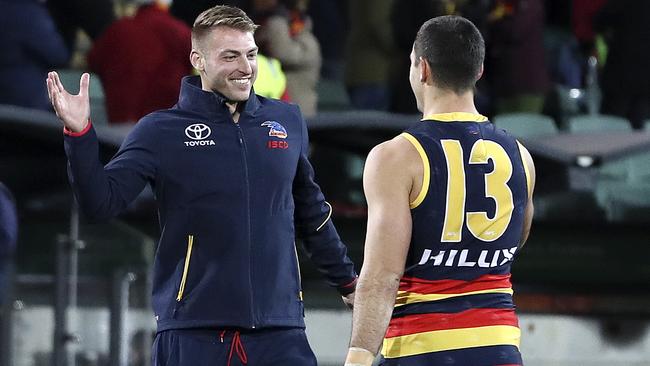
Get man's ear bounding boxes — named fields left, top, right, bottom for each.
left=477, top=63, right=485, bottom=81
left=190, top=49, right=205, bottom=71
left=420, top=57, right=430, bottom=84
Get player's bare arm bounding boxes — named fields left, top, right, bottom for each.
left=518, top=142, right=536, bottom=247
left=46, top=71, right=90, bottom=132
left=344, top=136, right=422, bottom=365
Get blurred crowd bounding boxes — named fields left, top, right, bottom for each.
left=1, top=0, right=649, bottom=128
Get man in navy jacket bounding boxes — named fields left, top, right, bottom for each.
left=47, top=5, right=356, bottom=365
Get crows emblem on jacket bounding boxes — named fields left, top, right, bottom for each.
left=261, top=121, right=288, bottom=139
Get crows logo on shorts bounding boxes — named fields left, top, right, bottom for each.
left=261, top=121, right=288, bottom=139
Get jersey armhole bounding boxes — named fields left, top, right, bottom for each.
left=516, top=140, right=533, bottom=198
left=399, top=132, right=430, bottom=209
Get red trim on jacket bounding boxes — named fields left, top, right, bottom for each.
left=63, top=120, right=92, bottom=137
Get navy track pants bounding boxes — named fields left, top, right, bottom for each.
left=152, top=327, right=318, bottom=366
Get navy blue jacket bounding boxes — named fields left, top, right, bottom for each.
left=64, top=76, right=357, bottom=331
left=0, top=182, right=17, bottom=259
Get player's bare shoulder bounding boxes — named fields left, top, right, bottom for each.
left=366, top=136, right=417, bottom=173
left=367, top=136, right=420, bottom=173
left=364, top=136, right=424, bottom=201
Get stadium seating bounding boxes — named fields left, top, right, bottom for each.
left=493, top=113, right=559, bottom=138
left=565, top=115, right=634, bottom=183
left=567, top=114, right=632, bottom=133
left=534, top=190, right=606, bottom=222
left=644, top=119, right=650, bottom=131
left=595, top=181, right=650, bottom=222
left=316, top=79, right=351, bottom=111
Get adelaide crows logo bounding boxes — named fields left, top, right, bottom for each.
left=261, top=121, right=288, bottom=139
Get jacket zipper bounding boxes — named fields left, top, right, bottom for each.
left=176, top=235, right=195, bottom=301
left=235, top=122, right=256, bottom=328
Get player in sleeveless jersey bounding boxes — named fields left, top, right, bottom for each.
left=345, top=16, right=535, bottom=366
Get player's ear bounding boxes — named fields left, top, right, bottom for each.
left=190, top=49, right=205, bottom=72
left=420, top=56, right=430, bottom=84
left=477, top=63, right=484, bottom=81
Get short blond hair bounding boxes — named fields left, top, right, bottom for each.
left=192, top=5, right=258, bottom=46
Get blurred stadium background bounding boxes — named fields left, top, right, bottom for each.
left=2, top=0, right=650, bottom=365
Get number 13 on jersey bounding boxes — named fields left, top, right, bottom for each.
left=440, top=139, right=514, bottom=243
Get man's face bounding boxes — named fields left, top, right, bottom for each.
left=196, top=27, right=258, bottom=101
left=409, top=48, right=423, bottom=112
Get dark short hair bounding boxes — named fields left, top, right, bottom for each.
left=413, top=15, right=485, bottom=94
left=192, top=5, right=258, bottom=46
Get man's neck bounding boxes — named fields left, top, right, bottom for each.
left=226, top=102, right=240, bottom=123
left=199, top=77, right=243, bottom=121
left=420, top=88, right=479, bottom=117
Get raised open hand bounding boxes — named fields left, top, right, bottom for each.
left=46, top=71, right=90, bottom=133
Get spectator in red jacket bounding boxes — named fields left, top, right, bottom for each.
left=87, top=0, right=192, bottom=124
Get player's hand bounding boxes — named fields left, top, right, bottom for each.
left=342, top=291, right=355, bottom=309
left=46, top=71, right=90, bottom=133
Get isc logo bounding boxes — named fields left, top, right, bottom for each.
left=267, top=140, right=289, bottom=149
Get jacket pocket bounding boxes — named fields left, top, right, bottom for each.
left=176, top=234, right=195, bottom=302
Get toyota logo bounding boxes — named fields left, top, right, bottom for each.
left=185, top=123, right=211, bottom=140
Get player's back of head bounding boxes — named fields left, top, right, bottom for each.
left=414, top=15, right=485, bottom=95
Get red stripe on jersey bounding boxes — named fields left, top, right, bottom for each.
left=386, top=307, right=519, bottom=338
left=399, top=274, right=512, bottom=294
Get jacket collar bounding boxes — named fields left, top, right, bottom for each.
left=177, top=76, right=261, bottom=121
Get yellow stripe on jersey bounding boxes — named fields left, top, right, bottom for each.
left=517, top=141, right=533, bottom=197
left=440, top=140, right=466, bottom=242
left=422, top=112, right=489, bottom=123
left=400, top=133, right=430, bottom=209
left=382, top=325, right=521, bottom=358
left=394, top=288, right=514, bottom=307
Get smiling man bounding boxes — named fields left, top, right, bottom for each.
left=46, top=5, right=357, bottom=366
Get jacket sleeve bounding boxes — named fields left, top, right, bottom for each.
left=63, top=119, right=158, bottom=222
left=292, top=107, right=357, bottom=295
